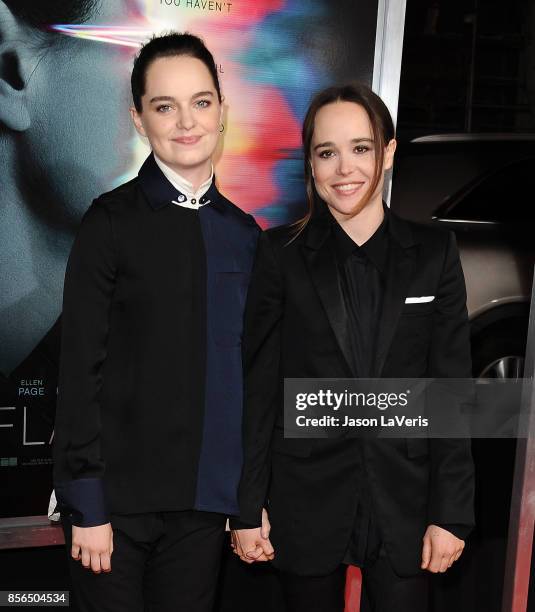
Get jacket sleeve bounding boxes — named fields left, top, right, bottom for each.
left=53, top=199, right=117, bottom=527
left=231, top=231, right=284, bottom=528
left=426, top=231, right=475, bottom=532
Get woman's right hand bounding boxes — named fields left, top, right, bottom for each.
left=71, top=523, right=113, bottom=573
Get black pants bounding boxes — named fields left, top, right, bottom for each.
left=279, top=546, right=429, bottom=612
left=62, top=510, right=226, bottom=612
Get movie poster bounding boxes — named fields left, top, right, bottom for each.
left=0, top=0, right=379, bottom=517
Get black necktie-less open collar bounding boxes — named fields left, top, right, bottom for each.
left=302, top=193, right=420, bottom=376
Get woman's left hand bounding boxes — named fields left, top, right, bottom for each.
left=421, top=524, right=465, bottom=573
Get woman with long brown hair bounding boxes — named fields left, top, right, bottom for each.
left=231, top=83, right=474, bottom=612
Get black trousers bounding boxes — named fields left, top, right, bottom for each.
left=62, top=510, right=226, bottom=612
left=279, top=546, right=429, bottom=612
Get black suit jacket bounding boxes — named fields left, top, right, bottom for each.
left=236, top=205, right=475, bottom=577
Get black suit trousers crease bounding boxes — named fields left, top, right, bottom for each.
left=279, top=548, right=429, bottom=612
left=62, top=510, right=226, bottom=612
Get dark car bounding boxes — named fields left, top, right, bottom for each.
left=391, top=133, right=535, bottom=378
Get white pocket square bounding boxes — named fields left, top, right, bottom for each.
left=405, top=296, right=435, bottom=304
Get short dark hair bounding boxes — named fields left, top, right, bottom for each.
left=131, top=32, right=222, bottom=112
left=298, top=82, right=395, bottom=231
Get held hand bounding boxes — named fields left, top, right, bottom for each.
left=261, top=507, right=271, bottom=540
left=231, top=509, right=275, bottom=563
left=71, top=523, right=114, bottom=574
left=421, top=524, right=465, bottom=573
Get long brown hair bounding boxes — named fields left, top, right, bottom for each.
left=295, top=83, right=395, bottom=234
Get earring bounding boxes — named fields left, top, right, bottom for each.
left=219, top=123, right=225, bottom=133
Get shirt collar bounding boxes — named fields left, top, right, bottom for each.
left=138, top=153, right=224, bottom=212
left=153, top=154, right=213, bottom=210
left=332, top=211, right=390, bottom=275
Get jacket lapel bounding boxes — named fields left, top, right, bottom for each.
left=301, top=205, right=419, bottom=378
left=301, top=218, right=355, bottom=376
left=373, top=213, right=419, bottom=376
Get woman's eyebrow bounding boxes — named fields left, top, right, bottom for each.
left=148, top=92, right=215, bottom=104
left=313, top=137, right=374, bottom=150
left=314, top=141, right=334, bottom=150
left=192, top=91, right=215, bottom=99
left=149, top=95, right=176, bottom=104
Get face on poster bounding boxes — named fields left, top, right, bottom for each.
left=0, top=0, right=377, bottom=513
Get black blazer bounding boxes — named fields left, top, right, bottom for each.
left=236, top=205, right=475, bottom=577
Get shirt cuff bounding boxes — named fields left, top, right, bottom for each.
left=54, top=478, right=110, bottom=527
left=437, top=523, right=472, bottom=541
left=228, top=518, right=262, bottom=530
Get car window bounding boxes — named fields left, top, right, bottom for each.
left=443, top=158, right=535, bottom=222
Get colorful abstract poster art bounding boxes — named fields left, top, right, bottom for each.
left=0, top=0, right=377, bottom=517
